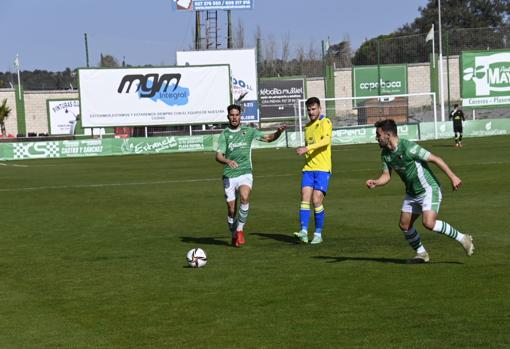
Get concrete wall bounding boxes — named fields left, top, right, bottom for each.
left=2, top=58, right=462, bottom=135
left=24, top=90, right=78, bottom=134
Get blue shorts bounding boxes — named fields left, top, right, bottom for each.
left=301, top=171, right=331, bottom=193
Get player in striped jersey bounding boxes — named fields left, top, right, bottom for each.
left=365, top=119, right=474, bottom=263
left=293, top=97, right=333, bottom=245
left=216, top=104, right=286, bottom=247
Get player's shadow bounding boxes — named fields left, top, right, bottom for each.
left=180, top=236, right=229, bottom=246
left=314, top=255, right=463, bottom=265
left=252, top=232, right=300, bottom=244
left=314, top=255, right=408, bottom=264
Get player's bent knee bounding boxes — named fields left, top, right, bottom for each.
left=422, top=219, right=436, bottom=230
left=399, top=222, right=411, bottom=231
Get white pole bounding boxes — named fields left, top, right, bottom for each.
left=438, top=0, right=446, bottom=122
left=297, top=100, right=304, bottom=146
left=145, top=126, right=148, bottom=138
left=15, top=54, right=22, bottom=100
left=432, top=92, right=438, bottom=139
left=432, top=28, right=435, bottom=69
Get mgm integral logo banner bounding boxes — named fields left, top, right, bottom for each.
left=462, top=50, right=510, bottom=108
left=79, top=65, right=231, bottom=127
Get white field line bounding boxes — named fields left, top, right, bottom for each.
left=0, top=174, right=294, bottom=192
left=0, top=162, right=29, bottom=167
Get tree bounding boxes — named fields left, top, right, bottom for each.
left=99, top=53, right=120, bottom=68
left=353, top=0, right=510, bottom=65
left=328, top=36, right=353, bottom=68
left=0, top=98, right=12, bottom=136
left=399, top=0, right=510, bottom=35
left=233, top=18, right=245, bottom=48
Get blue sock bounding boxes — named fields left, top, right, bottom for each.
left=299, top=201, right=310, bottom=232
left=314, top=205, right=325, bottom=235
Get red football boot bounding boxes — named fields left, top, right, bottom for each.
left=236, top=230, right=245, bottom=245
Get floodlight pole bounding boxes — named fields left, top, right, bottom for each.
left=438, top=0, right=446, bottom=121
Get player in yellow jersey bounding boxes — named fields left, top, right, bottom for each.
left=293, top=97, right=333, bottom=244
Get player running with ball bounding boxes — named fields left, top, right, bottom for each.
left=365, top=119, right=474, bottom=263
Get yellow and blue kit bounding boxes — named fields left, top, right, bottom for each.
left=303, top=115, right=332, bottom=172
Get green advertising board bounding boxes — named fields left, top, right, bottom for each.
left=332, top=124, right=419, bottom=145
left=419, top=119, right=510, bottom=140
left=461, top=50, right=510, bottom=108
left=352, top=64, right=408, bottom=103
left=1, top=120, right=509, bottom=161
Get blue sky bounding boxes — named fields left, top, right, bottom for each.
left=1, top=0, right=428, bottom=72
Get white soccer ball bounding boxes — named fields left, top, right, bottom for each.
left=186, top=248, right=207, bottom=268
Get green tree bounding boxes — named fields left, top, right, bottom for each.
left=399, top=0, right=510, bottom=35
left=100, top=53, right=120, bottom=68
left=353, top=0, right=510, bottom=65
left=0, top=98, right=12, bottom=136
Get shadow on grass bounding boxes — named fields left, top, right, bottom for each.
left=313, top=255, right=463, bottom=265
left=252, top=232, right=300, bottom=244
left=180, top=236, right=230, bottom=246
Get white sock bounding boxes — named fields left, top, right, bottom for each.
left=237, top=203, right=249, bottom=231
left=433, top=220, right=464, bottom=242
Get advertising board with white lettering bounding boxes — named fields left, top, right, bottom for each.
left=79, top=65, right=231, bottom=127
left=176, top=48, right=258, bottom=122
left=461, top=50, right=510, bottom=108
left=259, top=78, right=305, bottom=119
left=352, top=64, right=408, bottom=106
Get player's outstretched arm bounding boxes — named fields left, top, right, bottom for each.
left=262, top=125, right=287, bottom=143
left=216, top=152, right=238, bottom=168
left=427, top=154, right=462, bottom=190
left=366, top=171, right=391, bottom=189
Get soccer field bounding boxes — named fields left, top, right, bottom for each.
left=1, top=136, right=509, bottom=348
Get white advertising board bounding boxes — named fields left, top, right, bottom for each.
left=176, top=49, right=259, bottom=121
left=47, top=99, right=80, bottom=135
left=79, top=65, right=231, bottom=127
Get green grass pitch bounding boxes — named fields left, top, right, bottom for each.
left=0, top=136, right=509, bottom=348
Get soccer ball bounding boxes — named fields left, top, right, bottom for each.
left=186, top=248, right=207, bottom=268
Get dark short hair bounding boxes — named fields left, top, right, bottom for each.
left=305, top=97, right=320, bottom=107
left=374, top=119, right=398, bottom=136
left=227, top=104, right=242, bottom=114
left=453, top=103, right=459, bottom=108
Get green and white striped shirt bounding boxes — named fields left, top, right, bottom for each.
left=217, top=125, right=264, bottom=178
left=381, top=139, right=440, bottom=196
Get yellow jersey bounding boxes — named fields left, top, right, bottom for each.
left=303, top=115, right=332, bottom=172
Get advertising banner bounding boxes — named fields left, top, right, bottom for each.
left=117, top=135, right=215, bottom=155
left=2, top=119, right=509, bottom=161
left=47, top=99, right=80, bottom=135
left=461, top=50, right=510, bottom=108
left=259, top=78, right=305, bottom=119
left=419, top=119, right=510, bottom=140
left=332, top=124, right=418, bottom=145
left=79, top=65, right=231, bottom=127
left=352, top=64, right=408, bottom=104
left=176, top=49, right=258, bottom=122
left=173, top=0, right=254, bottom=11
